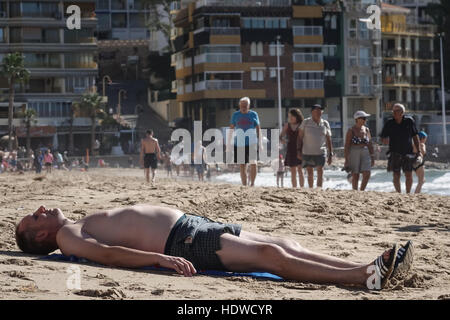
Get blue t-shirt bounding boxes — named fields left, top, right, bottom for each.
left=231, top=110, right=260, bottom=147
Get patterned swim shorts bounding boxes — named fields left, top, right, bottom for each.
left=163, top=214, right=242, bottom=271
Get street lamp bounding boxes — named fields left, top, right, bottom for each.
left=439, top=32, right=447, bottom=144
left=102, top=75, right=112, bottom=97
left=276, top=35, right=282, bottom=132
left=117, top=89, right=127, bottom=117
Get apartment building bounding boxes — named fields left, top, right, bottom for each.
left=383, top=0, right=440, bottom=24
left=0, top=0, right=98, bottom=150
left=171, top=0, right=344, bottom=142
left=380, top=3, right=442, bottom=143
left=341, top=0, right=383, bottom=137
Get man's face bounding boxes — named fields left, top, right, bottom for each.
left=393, top=106, right=404, bottom=121
left=239, top=101, right=250, bottom=114
left=17, top=206, right=65, bottom=236
left=311, top=108, right=323, bottom=119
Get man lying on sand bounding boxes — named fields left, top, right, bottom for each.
left=15, top=205, right=413, bottom=290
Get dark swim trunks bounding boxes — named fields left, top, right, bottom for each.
left=164, top=214, right=242, bottom=271
left=144, top=153, right=157, bottom=169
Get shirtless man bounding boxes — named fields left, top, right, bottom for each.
left=140, top=130, right=161, bottom=184
left=15, top=205, right=414, bottom=290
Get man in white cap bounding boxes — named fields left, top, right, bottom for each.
left=380, top=103, right=421, bottom=193
left=297, top=104, right=333, bottom=188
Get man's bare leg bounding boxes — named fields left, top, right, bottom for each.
left=316, top=166, right=324, bottom=188
left=249, top=163, right=257, bottom=187
left=151, top=168, right=156, bottom=184
left=306, top=167, right=314, bottom=188
left=405, top=171, right=413, bottom=194
left=144, top=168, right=150, bottom=183
left=217, top=234, right=376, bottom=286
left=239, top=231, right=364, bottom=268
left=393, top=172, right=401, bottom=193
left=290, top=167, right=297, bottom=188
left=240, top=164, right=247, bottom=186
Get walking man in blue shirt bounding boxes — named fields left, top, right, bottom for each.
left=227, top=97, right=262, bottom=186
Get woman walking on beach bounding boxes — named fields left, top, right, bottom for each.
left=344, top=111, right=375, bottom=191
left=43, top=149, right=54, bottom=174
left=412, top=131, right=427, bottom=194
left=280, top=109, right=305, bottom=188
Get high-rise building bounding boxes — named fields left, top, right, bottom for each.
left=0, top=0, right=98, bottom=150
left=380, top=2, right=441, bottom=143
left=171, top=0, right=345, bottom=144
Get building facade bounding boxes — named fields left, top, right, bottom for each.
left=381, top=3, right=442, bottom=143
left=0, top=0, right=98, bottom=151
left=171, top=0, right=347, bottom=145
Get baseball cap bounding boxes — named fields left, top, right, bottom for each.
left=353, top=111, right=371, bottom=119
left=418, top=131, right=428, bottom=139
left=311, top=104, right=324, bottom=110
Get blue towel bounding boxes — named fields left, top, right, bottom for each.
left=39, top=254, right=284, bottom=281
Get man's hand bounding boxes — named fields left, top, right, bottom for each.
left=157, top=255, right=197, bottom=277
left=327, top=154, right=333, bottom=166
left=297, top=151, right=302, bottom=161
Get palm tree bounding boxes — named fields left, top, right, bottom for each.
left=18, top=108, right=37, bottom=155
left=76, top=92, right=105, bottom=156
left=0, top=53, right=30, bottom=151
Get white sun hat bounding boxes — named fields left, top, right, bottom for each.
left=353, top=111, right=371, bottom=119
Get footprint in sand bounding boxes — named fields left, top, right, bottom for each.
left=73, top=288, right=126, bottom=299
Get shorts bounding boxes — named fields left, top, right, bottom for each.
left=414, top=160, right=425, bottom=172
left=45, top=162, right=52, bottom=167
left=194, top=164, right=205, bottom=174
left=277, top=171, right=284, bottom=178
left=349, top=147, right=371, bottom=174
left=164, top=214, right=242, bottom=271
left=233, top=144, right=258, bottom=165
left=144, top=153, right=157, bottom=169
left=302, top=154, right=326, bottom=168
left=387, top=152, right=415, bottom=173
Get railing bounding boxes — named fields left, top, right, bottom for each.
left=184, top=58, right=192, bottom=68
left=293, top=80, right=323, bottom=90
left=196, top=0, right=292, bottom=8
left=292, top=26, right=322, bottom=36
left=195, top=27, right=240, bottom=35
left=194, top=53, right=242, bottom=64
left=293, top=53, right=323, bottom=63
left=382, top=23, right=436, bottom=35
left=195, top=80, right=243, bottom=91
left=383, top=75, right=411, bottom=84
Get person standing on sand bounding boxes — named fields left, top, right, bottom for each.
left=43, top=149, right=53, bottom=174
left=344, top=111, right=375, bottom=191
left=280, top=108, right=305, bottom=188
left=412, top=131, right=427, bottom=194
left=380, top=103, right=421, bottom=194
left=140, top=130, right=161, bottom=184
left=227, top=97, right=262, bottom=187
left=297, top=104, right=333, bottom=189
left=192, top=141, right=206, bottom=182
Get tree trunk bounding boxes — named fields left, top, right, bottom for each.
left=91, top=116, right=96, bottom=156
left=7, top=79, right=15, bottom=151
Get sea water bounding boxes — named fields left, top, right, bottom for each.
left=212, top=169, right=450, bottom=196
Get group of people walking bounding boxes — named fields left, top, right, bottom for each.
left=229, top=98, right=427, bottom=194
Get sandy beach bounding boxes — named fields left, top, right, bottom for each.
left=0, top=168, right=449, bottom=300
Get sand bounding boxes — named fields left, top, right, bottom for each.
left=0, top=168, right=449, bottom=300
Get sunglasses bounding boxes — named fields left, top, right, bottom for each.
left=357, top=117, right=367, bottom=121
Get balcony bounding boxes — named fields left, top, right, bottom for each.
left=294, top=79, right=323, bottom=90
left=196, top=0, right=291, bottom=8
left=195, top=80, right=243, bottom=91
left=195, top=27, right=240, bottom=35
left=194, top=53, right=242, bottom=64
left=383, top=75, right=412, bottom=85
left=293, top=53, right=323, bottom=63
left=185, top=83, right=193, bottom=93
left=293, top=26, right=322, bottom=36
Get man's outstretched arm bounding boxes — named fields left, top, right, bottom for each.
left=56, top=228, right=196, bottom=276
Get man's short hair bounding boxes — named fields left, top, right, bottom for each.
left=146, top=129, right=153, bottom=136
left=15, top=223, right=57, bottom=255
left=240, top=97, right=251, bottom=107
left=393, top=103, right=405, bottom=113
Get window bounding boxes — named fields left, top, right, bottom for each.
left=269, top=43, right=284, bottom=56
left=111, top=0, right=126, bottom=10
left=96, top=0, right=110, bottom=10
left=0, top=28, right=4, bottom=43
left=250, top=42, right=257, bottom=56
left=251, top=69, right=264, bottom=82
left=349, top=47, right=357, bottom=67
left=359, top=47, right=370, bottom=67
left=111, top=13, right=127, bottom=28
left=359, top=21, right=369, bottom=40
left=256, top=42, right=263, bottom=56
left=130, top=13, right=146, bottom=28
left=331, top=15, right=337, bottom=29
left=243, top=19, right=251, bottom=29
left=97, top=13, right=111, bottom=30
left=349, top=19, right=357, bottom=39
